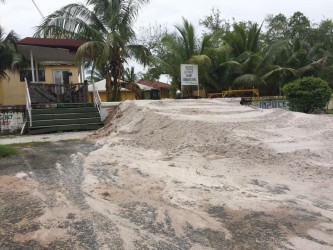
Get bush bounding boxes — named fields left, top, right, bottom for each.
left=0, top=144, right=19, bottom=158
left=282, top=77, right=332, bottom=113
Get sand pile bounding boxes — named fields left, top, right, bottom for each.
left=94, top=99, right=333, bottom=168
left=83, top=99, right=333, bottom=249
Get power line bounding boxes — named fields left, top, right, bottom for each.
left=31, top=0, right=44, bottom=18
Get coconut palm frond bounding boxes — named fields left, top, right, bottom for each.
left=233, top=74, right=265, bottom=89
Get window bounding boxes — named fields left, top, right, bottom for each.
left=20, top=70, right=45, bottom=82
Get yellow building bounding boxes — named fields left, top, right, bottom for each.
left=87, top=80, right=137, bottom=102
left=0, top=37, right=86, bottom=106
left=0, top=65, right=81, bottom=105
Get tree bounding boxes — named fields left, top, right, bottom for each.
left=224, top=22, right=263, bottom=58
left=264, top=14, right=288, bottom=43
left=288, top=11, right=312, bottom=41
left=282, top=76, right=332, bottom=113
left=35, top=0, right=150, bottom=101
left=148, top=18, right=215, bottom=90
left=136, top=23, right=169, bottom=57
left=311, top=19, right=333, bottom=52
left=124, top=66, right=139, bottom=83
left=199, top=8, right=231, bottom=34
left=0, top=26, right=22, bottom=79
left=85, top=68, right=104, bottom=83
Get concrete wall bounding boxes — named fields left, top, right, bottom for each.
left=0, top=65, right=80, bottom=105
left=252, top=100, right=289, bottom=109
left=88, top=91, right=137, bottom=103
left=327, top=95, right=333, bottom=109
left=242, top=95, right=333, bottom=110
left=241, top=96, right=289, bottom=109
left=100, top=102, right=120, bottom=121
left=0, top=105, right=25, bottom=134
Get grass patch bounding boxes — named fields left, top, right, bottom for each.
left=0, top=144, right=20, bottom=158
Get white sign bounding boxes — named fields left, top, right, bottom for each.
left=181, top=64, right=198, bottom=86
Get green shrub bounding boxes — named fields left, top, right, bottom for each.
left=0, top=144, right=19, bottom=158
left=282, top=77, right=332, bottom=113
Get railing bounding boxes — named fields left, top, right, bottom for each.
left=24, top=78, right=32, bottom=127
left=92, top=81, right=102, bottom=117
left=27, top=82, right=88, bottom=103
left=222, top=89, right=259, bottom=98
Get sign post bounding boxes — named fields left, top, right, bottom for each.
left=181, top=64, right=199, bottom=98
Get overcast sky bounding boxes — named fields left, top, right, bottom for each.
left=0, top=0, right=331, bottom=79
left=0, top=0, right=332, bottom=38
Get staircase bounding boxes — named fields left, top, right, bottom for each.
left=28, top=103, right=103, bottom=135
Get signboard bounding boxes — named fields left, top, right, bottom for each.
left=181, top=64, right=198, bottom=86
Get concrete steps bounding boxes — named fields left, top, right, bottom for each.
left=28, top=104, right=103, bottom=135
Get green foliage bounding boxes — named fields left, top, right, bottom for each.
left=282, top=77, right=332, bottom=113
left=0, top=26, right=24, bottom=79
left=35, top=0, right=150, bottom=102
left=199, top=8, right=231, bottom=34
left=124, top=66, right=140, bottom=83
left=0, top=144, right=19, bottom=158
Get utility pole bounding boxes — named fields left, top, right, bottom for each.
left=31, top=0, right=44, bottom=18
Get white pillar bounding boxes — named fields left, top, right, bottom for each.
left=35, top=60, right=39, bottom=82
left=81, top=60, right=85, bottom=83
left=30, top=50, right=35, bottom=82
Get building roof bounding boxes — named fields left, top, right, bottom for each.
left=138, top=79, right=172, bottom=89
left=18, top=37, right=86, bottom=52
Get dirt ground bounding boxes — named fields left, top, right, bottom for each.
left=0, top=99, right=333, bottom=249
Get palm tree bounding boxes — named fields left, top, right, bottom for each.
left=35, top=0, right=150, bottom=101
left=85, top=68, right=104, bottom=83
left=148, top=18, right=215, bottom=90
left=124, top=66, right=139, bottom=83
left=0, top=26, right=22, bottom=79
left=202, top=22, right=266, bottom=93
left=224, top=22, right=263, bottom=58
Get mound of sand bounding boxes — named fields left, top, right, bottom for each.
left=84, top=99, right=333, bottom=249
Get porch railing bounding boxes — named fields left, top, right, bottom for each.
left=27, top=82, right=88, bottom=104
left=24, top=78, right=32, bottom=127
left=92, top=82, right=102, bottom=117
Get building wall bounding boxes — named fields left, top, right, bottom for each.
left=89, top=91, right=136, bottom=103
left=327, top=95, right=333, bottom=109
left=43, top=65, right=80, bottom=83
left=0, top=72, right=26, bottom=105
left=0, top=65, right=80, bottom=105
left=0, top=105, right=25, bottom=134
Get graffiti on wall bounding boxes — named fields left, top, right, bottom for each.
left=241, top=96, right=289, bottom=110
left=0, top=112, right=24, bottom=133
left=0, top=114, right=14, bottom=126
left=252, top=100, right=288, bottom=109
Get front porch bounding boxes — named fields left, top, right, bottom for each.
left=24, top=81, right=103, bottom=134
left=17, top=37, right=104, bottom=134
left=28, top=82, right=88, bottom=104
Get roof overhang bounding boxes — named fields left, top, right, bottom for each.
left=18, top=44, right=77, bottom=63
left=17, top=37, right=87, bottom=64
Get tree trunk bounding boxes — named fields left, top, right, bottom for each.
left=105, top=73, right=112, bottom=101
left=110, top=56, right=122, bottom=102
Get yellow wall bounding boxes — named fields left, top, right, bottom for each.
left=43, top=65, right=80, bottom=83
left=0, top=72, right=25, bottom=105
left=88, top=91, right=136, bottom=103
left=0, top=65, right=80, bottom=105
